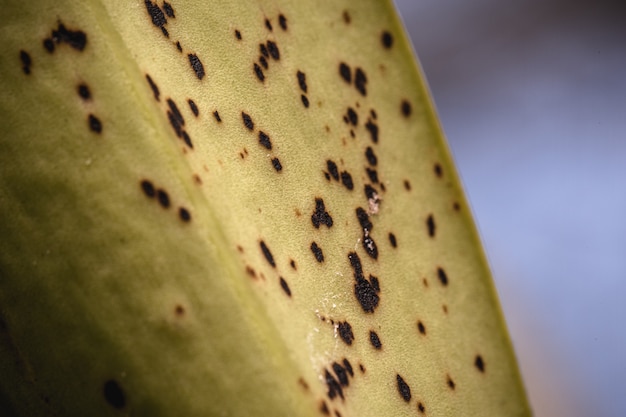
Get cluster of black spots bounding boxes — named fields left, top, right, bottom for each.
left=311, top=198, right=333, bottom=228
left=103, top=379, right=126, bottom=409
left=178, top=207, right=191, bottom=222
left=417, top=320, right=426, bottom=335
left=475, top=355, right=485, bottom=373
left=258, top=131, right=272, bottom=150
left=401, top=99, right=412, bottom=117
left=447, top=375, right=456, bottom=390
left=396, top=374, right=412, bottom=402
left=366, top=168, right=379, bottom=184
left=166, top=98, right=193, bottom=149
left=188, top=99, right=199, bottom=116
left=340, top=171, right=354, bottom=191
left=279, top=277, right=292, bottom=297
left=310, top=242, right=324, bottom=262
left=271, top=157, right=283, bottom=172
left=324, top=370, right=343, bottom=400
left=388, top=232, right=397, bottom=248
left=43, top=22, right=87, bottom=53
left=241, top=112, right=254, bottom=130
left=188, top=54, right=205, bottom=80
left=437, top=267, right=449, bottom=286
left=324, top=359, right=355, bottom=402
left=369, top=330, right=382, bottom=349
left=144, top=0, right=169, bottom=37
left=365, top=119, right=379, bottom=143
left=339, top=62, right=351, bottom=84
left=356, top=207, right=378, bottom=259
left=365, top=147, right=377, bottom=166
left=426, top=214, right=436, bottom=237
left=145, top=74, right=160, bottom=101
left=241, top=112, right=283, bottom=172
left=344, top=107, right=358, bottom=126
left=19, top=50, right=32, bottom=74
left=235, top=29, right=242, bottom=40
left=296, top=71, right=309, bottom=108
left=77, top=83, right=91, bottom=100
left=259, top=240, right=276, bottom=268
left=348, top=252, right=380, bottom=313
left=213, top=110, right=222, bottom=122
left=88, top=114, right=102, bottom=133
left=326, top=160, right=339, bottom=181
left=337, top=321, right=354, bottom=345
left=381, top=30, right=394, bottom=49
left=140, top=180, right=189, bottom=220
left=279, top=14, right=288, bottom=30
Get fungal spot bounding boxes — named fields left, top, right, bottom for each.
left=103, top=379, right=125, bottom=409
left=188, top=54, right=205, bottom=80
left=241, top=112, right=254, bottom=130
left=362, top=234, right=378, bottom=259
left=301, top=95, right=310, bottom=108
left=356, top=207, right=372, bottom=231
left=417, top=320, right=426, bottom=335
left=179, top=207, right=191, bottom=222
left=442, top=304, right=448, bottom=314
left=267, top=40, right=280, bottom=60
left=258, top=131, right=272, bottom=150
left=366, top=168, right=378, bottom=183
left=77, top=83, right=91, bottom=100
left=175, top=41, right=182, bottom=52
left=339, top=62, right=351, bottom=84
left=88, top=114, right=102, bottom=133
left=342, top=358, right=353, bottom=376
left=174, top=304, right=185, bottom=316
left=342, top=10, right=351, bottom=24
left=43, top=38, right=54, bottom=53
left=359, top=364, right=365, bottom=373
left=365, top=147, right=377, bottom=166
left=297, top=71, right=307, bottom=93
left=475, top=355, right=485, bottom=373
left=19, top=50, right=32, bottom=75
left=265, top=18, right=273, bottom=31
left=364, top=184, right=378, bottom=202
left=324, top=369, right=343, bottom=400
left=144, top=1, right=167, bottom=33
left=418, top=402, right=425, bottom=413
left=340, top=171, right=354, bottom=190
left=245, top=266, right=257, bottom=279
left=320, top=401, right=330, bottom=415
left=311, top=242, right=324, bottom=262
left=145, top=74, right=160, bottom=101
left=346, top=107, right=358, bottom=126
left=401, top=100, right=412, bottom=117
left=332, top=362, right=349, bottom=387
left=311, top=198, right=333, bottom=228
left=279, top=277, right=292, bottom=297
left=235, top=29, right=242, bottom=40
left=260, top=43, right=269, bottom=58
left=447, top=375, right=456, bottom=390
left=272, top=158, right=282, bottom=172
left=290, top=259, right=297, bottom=270
left=259, top=55, right=269, bottom=69
left=388, top=232, right=397, bottom=248
left=369, top=330, right=382, bottom=349
left=188, top=99, right=199, bottom=116
left=437, top=267, right=449, bottom=286
left=140, top=180, right=156, bottom=198
left=396, top=374, right=411, bottom=402
left=453, top=202, right=461, bottom=211
left=381, top=31, right=393, bottom=49
left=326, top=160, right=339, bottom=181
left=434, top=163, right=443, bottom=178
left=157, top=189, right=170, bottom=208
left=213, top=110, right=221, bottom=122
left=259, top=240, right=276, bottom=268
left=167, top=98, right=185, bottom=126
left=162, top=1, right=175, bottom=18
left=403, top=180, right=411, bottom=191
left=354, top=277, right=379, bottom=313
left=50, top=22, right=87, bottom=51
left=254, top=63, right=265, bottom=82
left=337, top=321, right=354, bottom=345
left=365, top=120, right=378, bottom=143
left=426, top=214, right=435, bottom=237
left=355, top=67, right=367, bottom=96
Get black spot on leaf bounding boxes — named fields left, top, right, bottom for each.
left=362, top=234, right=378, bottom=260
left=267, top=40, right=280, bottom=60
left=437, top=267, right=449, bottom=286
left=417, top=320, right=426, bottom=335
left=88, top=114, right=102, bottom=133
left=235, top=29, right=242, bottom=40
left=272, top=158, right=282, bottom=172
left=324, top=370, right=343, bottom=400
left=311, top=242, right=324, bottom=262
left=188, top=54, right=205, bottom=80
left=279, top=277, right=291, bottom=297
left=434, top=163, right=443, bottom=178
left=346, top=107, right=358, bottom=125
left=355, top=67, right=367, bottom=96
left=242, top=112, right=254, bottom=130
left=343, top=358, right=353, bottom=376
left=354, top=276, right=379, bottom=313
left=188, top=99, right=199, bottom=116
left=365, top=146, right=377, bottom=166
left=259, top=55, right=268, bottom=69
left=179, top=207, right=191, bottom=222
left=381, top=31, right=393, bottom=49
left=260, top=43, right=269, bottom=58
left=447, top=375, right=456, bottom=390
left=43, top=38, right=54, bottom=53
left=145, top=74, right=160, bottom=101
left=213, top=110, right=221, bottom=122
left=396, top=374, right=411, bottom=402
left=301, top=95, right=309, bottom=108
left=258, top=131, right=272, bottom=150
left=339, top=62, right=351, bottom=84
left=157, top=189, right=170, bottom=208
left=103, top=380, right=125, bottom=409
left=475, top=355, right=485, bottom=373
left=388, top=232, right=397, bottom=248
left=427, top=214, right=435, bottom=237
left=259, top=240, right=276, bottom=267
left=254, top=63, right=265, bottom=82
left=167, top=98, right=185, bottom=126
left=297, top=70, right=307, bottom=92
left=144, top=1, right=167, bottom=30
left=162, top=1, right=175, bottom=18
left=369, top=331, right=382, bottom=349
left=332, top=362, right=349, bottom=387
left=401, top=100, right=412, bottom=117
left=337, top=321, right=354, bottom=345
left=311, top=198, right=333, bottom=228
left=51, top=22, right=87, bottom=51
left=140, top=180, right=155, bottom=198
left=265, top=18, right=273, bottom=31
left=77, top=83, right=91, bottom=100
left=340, top=171, right=354, bottom=190
left=418, top=402, right=425, bottom=413
left=366, top=168, right=378, bottom=183
left=19, top=50, right=32, bottom=74
left=327, top=160, right=339, bottom=181
left=356, top=207, right=372, bottom=230
left=365, top=120, right=378, bottom=143
left=279, top=14, right=288, bottom=30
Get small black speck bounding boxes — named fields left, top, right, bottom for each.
left=279, top=277, right=292, bottom=297
left=418, top=402, right=425, bottom=413
left=157, top=189, right=170, bottom=208
left=279, top=14, right=287, bottom=30
left=340, top=171, right=354, bottom=190
left=88, top=114, right=102, bottom=133
left=19, top=50, right=32, bottom=74
left=145, top=74, right=160, bottom=101
left=401, top=100, right=412, bottom=117
left=188, top=99, right=199, bottom=116
left=364, top=184, right=378, bottom=201
left=365, top=120, right=378, bottom=143
left=326, top=160, right=339, bottom=181
left=254, top=63, right=265, bottom=82
left=162, top=1, right=175, bottom=18
left=475, top=355, right=485, bottom=373
left=259, top=55, right=268, bottom=69
left=396, top=374, right=411, bottom=402
left=213, top=111, right=221, bottom=122
left=447, top=375, right=455, bottom=390
left=342, top=358, right=353, bottom=376
left=265, top=18, right=273, bottom=31
left=369, top=275, right=380, bottom=292
left=366, top=168, right=378, bottom=183
left=369, top=331, right=382, bottom=349
left=388, top=232, right=397, bottom=248
left=103, top=379, right=125, bottom=409
left=290, top=259, right=297, bottom=270
left=324, top=172, right=331, bottom=181
left=272, top=158, right=282, bottom=172
left=181, top=131, right=193, bottom=149
left=355, top=67, right=367, bottom=96
left=403, top=180, right=411, bottom=191
left=258, top=131, right=272, bottom=150
left=175, top=41, right=182, bottom=52
left=301, top=95, right=309, bottom=108
left=434, top=163, right=443, bottom=177
left=437, top=267, right=448, bottom=286
left=311, top=242, right=324, bottom=262
left=267, top=40, right=280, bottom=60
left=296, top=71, right=307, bottom=93
left=77, top=84, right=91, bottom=100
left=161, top=26, right=169, bottom=37
left=235, top=30, right=242, bottom=40
left=346, top=107, right=358, bottom=126
left=259, top=240, right=276, bottom=267
left=365, top=146, right=377, bottom=166
left=140, top=180, right=155, bottom=198
left=242, top=112, right=254, bottom=130
left=43, top=38, right=55, bottom=53
left=427, top=214, right=435, bottom=237
left=381, top=31, right=393, bottom=49
left=339, top=62, right=351, bottom=84
left=260, top=43, right=269, bottom=58
left=337, top=321, right=354, bottom=345
left=179, top=207, right=191, bottom=222
left=188, top=54, right=205, bottom=80
left=417, top=320, right=426, bottom=335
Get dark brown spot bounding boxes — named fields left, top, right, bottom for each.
left=175, top=41, right=182, bottom=52
left=289, top=259, right=297, bottom=270
left=342, top=10, right=351, bottom=24
left=365, top=120, right=378, bottom=143
left=162, top=1, right=175, bottom=18
left=258, top=131, right=272, bottom=150
left=366, top=168, right=378, bottom=183
left=437, top=267, right=448, bottom=286
left=346, top=107, right=358, bottom=126
left=355, top=67, right=367, bottom=96
left=301, top=95, right=309, bottom=108
left=19, top=50, right=32, bottom=74
left=342, top=358, right=353, bottom=376
left=434, top=163, right=443, bottom=178
left=43, top=38, right=55, bottom=53
left=311, top=242, right=324, bottom=262
left=254, top=63, right=265, bottom=82
left=145, top=74, right=160, bottom=101
left=339, top=62, right=351, bottom=84
left=77, top=83, right=91, bottom=100
left=427, top=214, right=435, bottom=237
left=51, top=22, right=87, bottom=51
left=359, top=363, right=365, bottom=373
left=179, top=207, right=191, bottom=222
left=365, top=146, right=377, bottom=166
left=88, top=114, right=102, bottom=133
left=337, top=321, right=354, bottom=345
left=175, top=304, right=185, bottom=315
left=453, top=202, right=461, bottom=211
left=417, top=320, right=426, bottom=335
left=332, top=362, right=349, bottom=387
left=320, top=401, right=330, bottom=415
left=381, top=31, right=393, bottom=49
left=388, top=232, right=397, bottom=248
left=242, top=112, right=254, bottom=130
left=265, top=18, right=273, bottom=31
left=418, top=402, right=425, bottom=413
left=260, top=43, right=269, bottom=58
left=327, top=160, right=339, bottom=181
left=157, top=189, right=170, bottom=208
left=188, top=99, right=199, bottom=116
left=403, top=180, right=411, bottom=191
left=213, top=110, right=221, bottom=122
left=188, top=54, right=205, bottom=80
left=272, top=158, right=282, bottom=172
left=297, top=71, right=307, bottom=93
left=396, top=374, right=411, bottom=402
left=259, top=240, right=276, bottom=267
left=447, top=375, right=455, bottom=390
left=340, top=171, right=354, bottom=190
left=279, top=14, right=288, bottom=30
left=145, top=0, right=167, bottom=29
left=140, top=180, right=155, bottom=198
left=475, top=355, right=485, bottom=373
left=267, top=40, right=280, bottom=60
left=279, top=277, right=292, bottom=297
left=312, top=198, right=333, bottom=228
left=369, top=330, right=382, bottom=349
left=103, top=379, right=125, bottom=409
left=235, top=29, right=242, bottom=40
left=401, top=100, right=412, bottom=117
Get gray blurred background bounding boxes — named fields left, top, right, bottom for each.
left=394, top=1, right=626, bottom=416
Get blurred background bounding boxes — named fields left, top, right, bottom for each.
left=394, top=1, right=626, bottom=416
